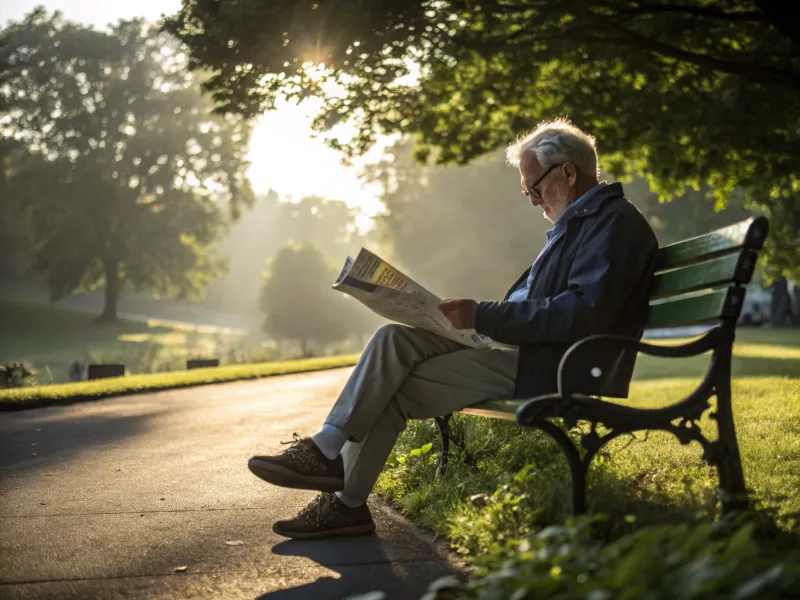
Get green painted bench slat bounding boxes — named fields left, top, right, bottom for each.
left=651, top=250, right=756, bottom=300
left=655, top=216, right=768, bottom=271
left=464, top=287, right=745, bottom=417
left=646, top=286, right=743, bottom=329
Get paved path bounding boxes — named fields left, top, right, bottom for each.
left=0, top=369, right=462, bottom=599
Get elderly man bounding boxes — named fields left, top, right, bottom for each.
left=249, top=118, right=658, bottom=539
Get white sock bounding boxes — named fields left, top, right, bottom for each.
left=310, top=424, right=348, bottom=460
left=335, top=490, right=364, bottom=508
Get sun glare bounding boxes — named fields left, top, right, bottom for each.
left=2, top=1, right=388, bottom=233
left=246, top=96, right=386, bottom=232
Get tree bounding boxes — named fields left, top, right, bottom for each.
left=0, top=140, right=31, bottom=280
left=259, top=243, right=364, bottom=356
left=0, top=10, right=253, bottom=320
left=164, top=0, right=800, bottom=278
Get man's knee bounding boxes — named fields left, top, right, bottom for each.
left=369, top=323, right=413, bottom=346
left=372, top=323, right=407, bottom=339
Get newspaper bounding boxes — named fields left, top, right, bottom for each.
left=332, top=248, right=513, bottom=350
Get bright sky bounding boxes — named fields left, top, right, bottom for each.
left=1, top=0, right=385, bottom=227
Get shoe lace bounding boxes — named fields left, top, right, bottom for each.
left=279, top=432, right=302, bottom=448
left=303, top=493, right=335, bottom=519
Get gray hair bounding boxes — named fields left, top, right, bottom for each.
left=506, top=118, right=600, bottom=178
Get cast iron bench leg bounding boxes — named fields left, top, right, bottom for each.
left=534, top=420, right=587, bottom=515
left=715, top=348, right=748, bottom=512
left=434, top=414, right=452, bottom=478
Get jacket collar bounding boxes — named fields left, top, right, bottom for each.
left=568, top=181, right=624, bottom=220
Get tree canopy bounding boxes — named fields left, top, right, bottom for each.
left=0, top=10, right=254, bottom=320
left=165, top=0, right=799, bottom=277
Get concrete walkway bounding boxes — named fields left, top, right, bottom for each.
left=0, top=369, right=463, bottom=599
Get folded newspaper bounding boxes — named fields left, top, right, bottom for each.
left=332, top=248, right=514, bottom=350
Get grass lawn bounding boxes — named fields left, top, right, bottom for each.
left=0, top=298, right=360, bottom=410
left=0, top=353, right=360, bottom=411
left=375, top=327, right=800, bottom=559
left=0, top=298, right=246, bottom=384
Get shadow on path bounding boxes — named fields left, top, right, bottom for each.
left=257, top=536, right=454, bottom=600
left=0, top=408, right=163, bottom=484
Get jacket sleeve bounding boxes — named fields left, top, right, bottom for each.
left=474, top=207, right=657, bottom=346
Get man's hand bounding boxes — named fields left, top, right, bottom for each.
left=439, top=299, right=478, bottom=330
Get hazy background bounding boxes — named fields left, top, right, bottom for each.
left=0, top=1, right=780, bottom=385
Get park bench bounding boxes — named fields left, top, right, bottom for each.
left=434, top=216, right=770, bottom=515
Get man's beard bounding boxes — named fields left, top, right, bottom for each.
left=542, top=188, right=572, bottom=223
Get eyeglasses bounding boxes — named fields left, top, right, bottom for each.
left=522, top=163, right=564, bottom=199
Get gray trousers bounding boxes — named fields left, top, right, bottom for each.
left=325, top=324, right=519, bottom=504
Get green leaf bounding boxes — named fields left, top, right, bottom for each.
left=732, top=565, right=784, bottom=599
left=725, top=523, right=756, bottom=558
left=514, top=463, right=534, bottom=483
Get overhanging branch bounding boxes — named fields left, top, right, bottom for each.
left=604, top=19, right=800, bottom=90
left=617, top=4, right=765, bottom=23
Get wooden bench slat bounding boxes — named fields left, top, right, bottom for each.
left=650, top=250, right=756, bottom=300
left=655, top=216, right=768, bottom=271
left=462, top=399, right=521, bottom=421
left=646, top=286, right=744, bottom=329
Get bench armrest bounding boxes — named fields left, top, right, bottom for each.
left=518, top=327, right=725, bottom=426
left=556, top=326, right=722, bottom=396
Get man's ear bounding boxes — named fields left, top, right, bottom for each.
left=564, top=162, right=578, bottom=186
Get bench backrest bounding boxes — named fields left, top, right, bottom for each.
left=646, top=217, right=770, bottom=329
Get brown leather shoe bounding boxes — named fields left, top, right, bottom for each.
left=273, top=492, right=376, bottom=539
left=248, top=433, right=344, bottom=493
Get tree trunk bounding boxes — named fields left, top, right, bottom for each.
left=300, top=338, right=312, bottom=358
left=99, top=260, right=120, bottom=323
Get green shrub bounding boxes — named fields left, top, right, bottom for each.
left=371, top=334, right=800, bottom=599
left=0, top=362, right=35, bottom=388
left=425, top=517, right=800, bottom=599
left=375, top=411, right=800, bottom=600
left=376, top=415, right=693, bottom=543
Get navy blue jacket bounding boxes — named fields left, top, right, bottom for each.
left=475, top=182, right=658, bottom=399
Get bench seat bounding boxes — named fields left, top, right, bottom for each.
left=461, top=399, right=519, bottom=421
